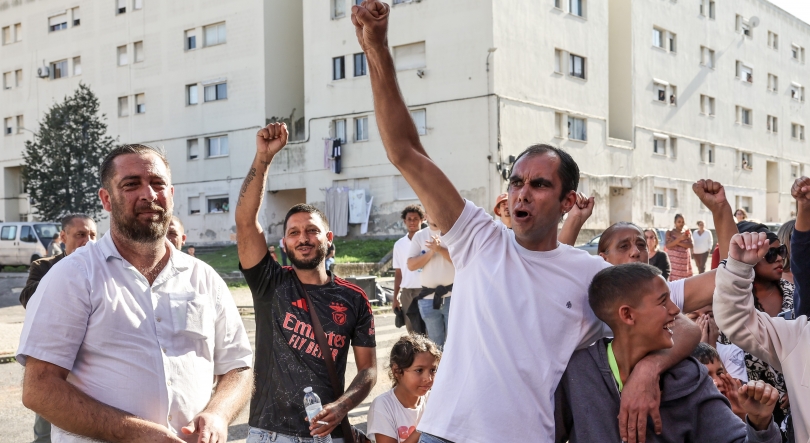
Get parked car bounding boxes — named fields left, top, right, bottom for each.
left=575, top=228, right=668, bottom=256
left=763, top=222, right=782, bottom=233
left=0, top=222, right=61, bottom=269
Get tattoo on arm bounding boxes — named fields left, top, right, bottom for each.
left=237, top=167, right=257, bottom=207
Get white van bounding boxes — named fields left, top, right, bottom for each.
left=0, top=222, right=61, bottom=268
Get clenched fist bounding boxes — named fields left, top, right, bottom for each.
left=351, top=0, right=390, bottom=54
left=728, top=232, right=769, bottom=265
left=256, top=122, right=288, bottom=158
left=692, top=179, right=728, bottom=213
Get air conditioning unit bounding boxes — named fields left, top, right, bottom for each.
left=37, top=66, right=50, bottom=78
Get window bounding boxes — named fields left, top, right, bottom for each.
left=768, top=73, right=779, bottom=92
left=51, top=60, right=68, bottom=79
left=72, top=7, right=81, bottom=26
left=736, top=106, right=752, bottom=125
left=568, top=116, right=587, bottom=141
left=569, top=54, right=585, bottom=79
left=737, top=15, right=753, bottom=38
left=700, top=143, right=715, bottom=164
left=49, top=13, right=68, bottom=32
left=203, top=82, right=227, bottom=102
left=135, top=93, right=145, bottom=114
left=187, top=84, right=198, bottom=105
left=117, top=0, right=127, bottom=14
left=355, top=116, right=368, bottom=141
left=708, top=0, right=715, bottom=19
left=185, top=29, right=197, bottom=50
left=654, top=188, right=666, bottom=207
left=203, top=22, right=226, bottom=47
left=700, top=95, right=715, bottom=116
left=134, top=0, right=143, bottom=10
left=653, top=28, right=664, bottom=49
left=653, top=136, right=667, bottom=156
left=118, top=96, right=129, bottom=117
left=792, top=45, right=805, bottom=63
left=17, top=114, right=24, bottom=133
left=2, top=26, right=10, bottom=45
left=669, top=85, right=677, bottom=106
left=554, top=112, right=564, bottom=138
left=668, top=33, right=677, bottom=52
left=354, top=53, right=367, bottom=77
left=699, top=0, right=715, bottom=18
left=701, top=46, right=715, bottom=68
left=555, top=0, right=562, bottom=9
left=187, top=139, right=199, bottom=160
left=767, top=115, right=778, bottom=133
left=791, top=83, right=804, bottom=102
left=20, top=226, right=37, bottom=243
left=736, top=61, right=753, bottom=83
left=769, top=31, right=779, bottom=50
left=792, top=164, right=800, bottom=179
left=206, top=135, right=229, bottom=157
left=741, top=152, right=753, bottom=170
left=189, top=197, right=200, bottom=215
left=655, top=81, right=667, bottom=102
left=554, top=49, right=563, bottom=73
left=333, top=56, right=345, bottom=80
left=334, top=119, right=346, bottom=143
left=117, top=45, right=128, bottom=66
left=14, top=23, right=21, bottom=42
left=569, top=0, right=584, bottom=17
left=4, top=117, right=12, bottom=135
left=394, top=42, right=426, bottom=71
left=73, top=57, right=81, bottom=76
left=793, top=123, right=805, bottom=141
left=1, top=225, right=17, bottom=240
left=134, top=41, right=144, bottom=63
left=15, top=70, right=22, bottom=88
left=332, top=0, right=346, bottom=19
left=3, top=72, right=12, bottom=89
left=667, top=189, right=678, bottom=208
left=410, top=109, right=427, bottom=135
left=207, top=197, right=229, bottom=213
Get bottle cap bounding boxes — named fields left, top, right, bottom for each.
left=304, top=387, right=312, bottom=393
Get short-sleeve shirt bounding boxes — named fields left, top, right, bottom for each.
left=717, top=342, right=749, bottom=382
left=407, top=227, right=455, bottom=296
left=393, top=235, right=421, bottom=289
left=416, top=201, right=611, bottom=443
left=367, top=389, right=430, bottom=443
left=240, top=254, right=376, bottom=439
left=17, top=233, right=253, bottom=443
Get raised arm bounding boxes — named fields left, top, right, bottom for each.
left=236, top=123, right=288, bottom=269
left=352, top=1, right=464, bottom=233
left=558, top=193, right=593, bottom=246
left=679, top=180, right=739, bottom=312
left=23, top=357, right=184, bottom=442
left=791, top=176, right=810, bottom=317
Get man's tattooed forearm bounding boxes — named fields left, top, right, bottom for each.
left=237, top=167, right=257, bottom=206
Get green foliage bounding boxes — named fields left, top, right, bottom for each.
left=23, top=83, right=115, bottom=222
left=195, top=245, right=241, bottom=274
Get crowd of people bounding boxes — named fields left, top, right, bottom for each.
left=11, top=2, right=810, bottom=443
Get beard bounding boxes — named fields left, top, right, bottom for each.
left=287, top=241, right=328, bottom=270
left=110, top=194, right=172, bottom=243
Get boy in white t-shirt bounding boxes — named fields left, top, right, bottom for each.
left=393, top=205, right=427, bottom=334
left=352, top=3, right=701, bottom=442
left=368, top=335, right=441, bottom=443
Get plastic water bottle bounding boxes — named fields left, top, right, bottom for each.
left=304, top=387, right=333, bottom=443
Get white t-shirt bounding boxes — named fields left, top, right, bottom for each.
left=417, top=201, right=611, bottom=443
left=716, top=342, right=749, bottom=382
left=368, top=389, right=430, bottom=443
left=692, top=230, right=714, bottom=254
left=393, top=235, right=421, bottom=289
left=667, top=279, right=685, bottom=312
left=408, top=227, right=455, bottom=299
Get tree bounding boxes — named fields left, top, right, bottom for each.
left=23, top=83, right=115, bottom=222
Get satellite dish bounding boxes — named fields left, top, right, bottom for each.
left=750, top=16, right=760, bottom=28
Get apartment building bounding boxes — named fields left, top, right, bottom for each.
left=2, top=0, right=809, bottom=244
left=0, top=0, right=303, bottom=243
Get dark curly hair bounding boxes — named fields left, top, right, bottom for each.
left=401, top=204, right=425, bottom=220
left=388, top=334, right=441, bottom=387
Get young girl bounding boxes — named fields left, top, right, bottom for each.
left=367, top=334, right=441, bottom=443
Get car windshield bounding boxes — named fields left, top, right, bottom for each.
left=34, top=223, right=61, bottom=248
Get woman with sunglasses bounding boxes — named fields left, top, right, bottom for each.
left=718, top=221, right=793, bottom=433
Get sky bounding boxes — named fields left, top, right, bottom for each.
left=768, top=0, right=810, bottom=25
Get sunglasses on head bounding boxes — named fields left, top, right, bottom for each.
left=764, top=244, right=787, bottom=264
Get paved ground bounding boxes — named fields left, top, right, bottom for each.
left=0, top=282, right=402, bottom=442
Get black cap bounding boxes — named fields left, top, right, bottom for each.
left=736, top=221, right=778, bottom=244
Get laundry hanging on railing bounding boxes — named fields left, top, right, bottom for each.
left=331, top=138, right=343, bottom=174
left=323, top=186, right=350, bottom=236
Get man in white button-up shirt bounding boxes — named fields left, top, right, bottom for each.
left=17, top=144, right=254, bottom=443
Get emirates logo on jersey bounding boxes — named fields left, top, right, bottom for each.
left=330, top=302, right=348, bottom=325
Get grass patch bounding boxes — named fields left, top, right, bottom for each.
left=195, top=238, right=396, bottom=274
left=1, top=265, right=29, bottom=273
left=333, top=238, right=396, bottom=263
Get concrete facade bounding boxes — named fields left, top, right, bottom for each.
left=3, top=0, right=810, bottom=245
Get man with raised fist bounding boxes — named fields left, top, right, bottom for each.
left=352, top=2, right=700, bottom=443
left=236, top=123, right=377, bottom=443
